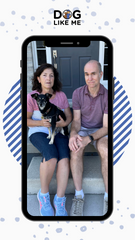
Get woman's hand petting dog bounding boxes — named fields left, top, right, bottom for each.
left=41, top=119, right=51, bottom=128
left=56, top=115, right=66, bottom=128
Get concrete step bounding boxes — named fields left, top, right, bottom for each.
left=27, top=156, right=105, bottom=195
left=27, top=193, right=104, bottom=216
left=27, top=136, right=97, bottom=153
left=27, top=122, right=98, bottom=153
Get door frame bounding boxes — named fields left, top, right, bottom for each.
left=32, top=41, right=52, bottom=71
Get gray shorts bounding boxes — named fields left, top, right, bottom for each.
left=78, top=127, right=108, bottom=149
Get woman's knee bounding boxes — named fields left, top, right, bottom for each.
left=41, top=157, right=57, bottom=167
left=57, top=158, right=70, bottom=172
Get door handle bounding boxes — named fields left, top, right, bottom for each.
left=53, top=50, right=57, bottom=69
left=53, top=50, right=57, bottom=58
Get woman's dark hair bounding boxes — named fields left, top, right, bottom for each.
left=32, top=63, right=62, bottom=93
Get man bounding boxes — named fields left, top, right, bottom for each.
left=69, top=60, right=108, bottom=216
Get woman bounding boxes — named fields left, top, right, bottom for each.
left=27, top=63, right=72, bottom=216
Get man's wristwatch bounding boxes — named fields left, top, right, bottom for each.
left=89, top=135, right=94, bottom=144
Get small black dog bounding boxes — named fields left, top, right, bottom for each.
left=31, top=93, right=68, bottom=144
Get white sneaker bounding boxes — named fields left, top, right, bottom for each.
left=70, top=195, right=84, bottom=216
left=103, top=196, right=108, bottom=215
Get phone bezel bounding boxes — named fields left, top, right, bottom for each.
left=21, top=35, right=113, bottom=221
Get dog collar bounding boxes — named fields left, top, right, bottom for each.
left=45, top=107, right=51, bottom=114
left=41, top=107, right=51, bottom=119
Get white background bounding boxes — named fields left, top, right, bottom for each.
left=0, top=0, right=135, bottom=239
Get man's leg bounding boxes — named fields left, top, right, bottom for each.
left=70, top=148, right=85, bottom=216
left=96, top=136, right=108, bottom=214
left=70, top=148, right=84, bottom=191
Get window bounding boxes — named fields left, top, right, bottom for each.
left=32, top=41, right=52, bottom=71
left=103, top=43, right=108, bottom=81
left=99, top=41, right=108, bottom=89
left=36, top=41, right=46, bottom=65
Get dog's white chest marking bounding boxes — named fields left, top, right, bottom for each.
left=41, top=115, right=55, bottom=144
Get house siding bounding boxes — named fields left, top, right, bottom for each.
left=27, top=43, right=34, bottom=93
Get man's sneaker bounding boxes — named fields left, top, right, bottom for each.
left=70, top=195, right=84, bottom=216
left=37, top=190, right=54, bottom=216
left=53, top=194, right=68, bottom=216
left=103, top=196, right=108, bottom=215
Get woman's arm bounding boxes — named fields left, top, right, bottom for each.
left=27, top=112, right=51, bottom=128
left=56, top=107, right=72, bottom=128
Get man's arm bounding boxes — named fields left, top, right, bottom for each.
left=91, top=113, right=108, bottom=140
left=69, top=109, right=82, bottom=152
left=70, top=110, right=81, bottom=136
left=75, top=113, right=108, bottom=151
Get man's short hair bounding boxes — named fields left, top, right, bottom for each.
left=97, top=62, right=102, bottom=73
left=85, top=60, right=102, bottom=73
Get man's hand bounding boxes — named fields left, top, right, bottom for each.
left=75, top=136, right=91, bottom=152
left=69, top=134, right=82, bottom=152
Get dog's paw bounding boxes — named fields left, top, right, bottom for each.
left=60, top=128, right=65, bottom=135
left=47, top=135, right=51, bottom=139
left=49, top=140, right=53, bottom=144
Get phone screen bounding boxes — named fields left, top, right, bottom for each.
left=21, top=36, right=113, bottom=221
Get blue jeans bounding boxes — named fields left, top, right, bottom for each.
left=29, top=132, right=70, bottom=163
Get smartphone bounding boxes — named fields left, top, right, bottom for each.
left=21, top=36, right=113, bottom=221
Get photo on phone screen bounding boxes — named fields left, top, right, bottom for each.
left=21, top=36, right=113, bottom=221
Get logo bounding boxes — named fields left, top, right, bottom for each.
left=63, top=10, right=72, bottom=19
left=54, top=9, right=81, bottom=25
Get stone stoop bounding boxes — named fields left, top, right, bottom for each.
left=27, top=120, right=98, bottom=154
left=27, top=135, right=98, bottom=153
left=27, top=155, right=105, bottom=195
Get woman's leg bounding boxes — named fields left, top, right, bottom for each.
left=40, top=157, right=57, bottom=194
left=29, top=133, right=59, bottom=194
left=56, top=158, right=70, bottom=197
left=54, top=133, right=70, bottom=197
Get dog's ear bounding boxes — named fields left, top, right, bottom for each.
left=31, top=93, right=38, bottom=100
left=45, top=93, right=52, bottom=99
